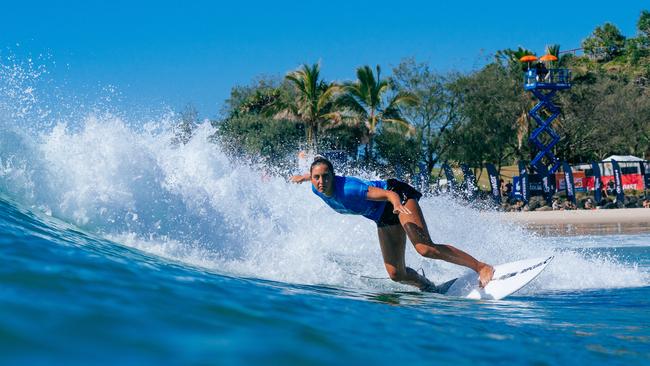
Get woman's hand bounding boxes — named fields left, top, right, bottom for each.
left=392, top=202, right=412, bottom=215
left=389, top=192, right=412, bottom=215
left=367, top=187, right=412, bottom=215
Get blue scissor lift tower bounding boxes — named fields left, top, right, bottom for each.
left=523, top=68, right=571, bottom=175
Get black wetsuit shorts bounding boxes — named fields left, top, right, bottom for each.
left=376, top=179, right=423, bottom=227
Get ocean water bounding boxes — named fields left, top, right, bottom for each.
left=1, top=56, right=649, bottom=365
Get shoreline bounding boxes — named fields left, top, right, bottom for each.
left=500, top=207, right=650, bottom=225
left=495, top=208, right=650, bottom=236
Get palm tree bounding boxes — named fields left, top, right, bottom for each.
left=495, top=47, right=536, bottom=72
left=284, top=63, right=341, bottom=148
left=338, top=65, right=418, bottom=160
left=546, top=44, right=560, bottom=57
left=545, top=43, right=574, bottom=68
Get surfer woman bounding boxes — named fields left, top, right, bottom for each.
left=291, top=156, right=494, bottom=292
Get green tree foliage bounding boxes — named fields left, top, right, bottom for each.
left=582, top=22, right=626, bottom=61
left=283, top=63, right=342, bottom=148
left=222, top=76, right=291, bottom=118
left=546, top=44, right=560, bottom=57
left=213, top=77, right=304, bottom=167
left=172, top=103, right=199, bottom=145
left=390, top=58, right=462, bottom=175
left=338, top=65, right=418, bottom=161
left=445, top=63, right=528, bottom=171
left=545, top=44, right=572, bottom=68
left=375, top=124, right=420, bottom=177
left=317, top=124, right=365, bottom=157
left=638, top=10, right=650, bottom=38
left=216, top=114, right=304, bottom=167
left=557, top=72, right=650, bottom=161
left=495, top=46, right=536, bottom=72
left=629, top=11, right=650, bottom=65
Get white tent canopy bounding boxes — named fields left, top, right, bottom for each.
left=598, top=155, right=645, bottom=176
left=603, top=155, right=645, bottom=162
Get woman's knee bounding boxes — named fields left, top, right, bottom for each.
left=415, top=243, right=441, bottom=258
left=385, top=266, right=407, bottom=282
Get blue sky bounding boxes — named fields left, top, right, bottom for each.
left=1, top=1, right=646, bottom=118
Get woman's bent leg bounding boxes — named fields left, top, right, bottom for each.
left=398, top=199, right=494, bottom=287
left=377, top=224, right=435, bottom=291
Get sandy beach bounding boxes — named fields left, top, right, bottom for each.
left=497, top=208, right=650, bottom=235
left=501, top=208, right=650, bottom=225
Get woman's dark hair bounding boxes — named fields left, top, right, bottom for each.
left=310, top=156, right=334, bottom=175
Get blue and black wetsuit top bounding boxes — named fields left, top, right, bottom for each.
left=311, top=175, right=387, bottom=222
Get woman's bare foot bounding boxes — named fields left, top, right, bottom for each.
left=478, top=263, right=495, bottom=288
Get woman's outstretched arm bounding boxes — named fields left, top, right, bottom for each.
left=290, top=173, right=310, bottom=183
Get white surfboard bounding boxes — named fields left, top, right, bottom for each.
left=437, top=256, right=553, bottom=300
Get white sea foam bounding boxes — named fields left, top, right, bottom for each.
left=1, top=57, right=648, bottom=294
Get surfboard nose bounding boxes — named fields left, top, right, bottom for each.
left=441, top=256, right=554, bottom=300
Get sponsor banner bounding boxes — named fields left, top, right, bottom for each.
left=442, top=163, right=457, bottom=191
left=582, top=175, right=644, bottom=191
left=611, top=160, right=625, bottom=202
left=529, top=173, right=556, bottom=198
left=542, top=173, right=555, bottom=205
left=485, top=163, right=501, bottom=204
left=562, top=161, right=576, bottom=204
left=529, top=174, right=544, bottom=195
left=534, top=163, right=554, bottom=205
left=554, top=171, right=587, bottom=192
left=536, top=161, right=646, bottom=196
left=511, top=176, right=523, bottom=200
left=518, top=161, right=529, bottom=203
left=461, top=164, right=478, bottom=200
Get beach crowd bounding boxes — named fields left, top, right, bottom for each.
left=497, top=179, right=650, bottom=212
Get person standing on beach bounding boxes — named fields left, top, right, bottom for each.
left=291, top=156, right=494, bottom=292
left=606, top=180, right=615, bottom=196
left=505, top=181, right=513, bottom=197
